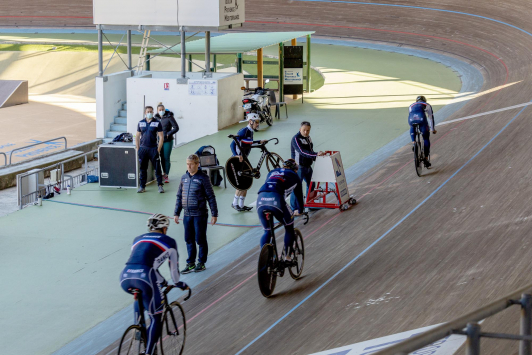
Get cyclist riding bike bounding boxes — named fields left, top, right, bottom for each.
left=257, top=158, right=304, bottom=262
left=119, top=214, right=189, bottom=355
left=408, top=96, right=437, bottom=167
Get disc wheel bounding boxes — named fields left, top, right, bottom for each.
left=265, top=106, right=273, bottom=126
left=288, top=229, right=305, bottom=280
left=118, top=325, right=146, bottom=355
left=266, top=153, right=284, bottom=172
left=159, top=302, right=186, bottom=355
left=414, top=141, right=422, bottom=177
left=258, top=244, right=277, bottom=297
left=225, top=157, right=254, bottom=190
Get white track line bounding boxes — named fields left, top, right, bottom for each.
left=438, top=101, right=532, bottom=126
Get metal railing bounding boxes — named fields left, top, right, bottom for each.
left=0, top=152, right=6, bottom=166
left=17, top=149, right=97, bottom=209
left=8, top=137, right=67, bottom=166
left=374, top=283, right=532, bottom=355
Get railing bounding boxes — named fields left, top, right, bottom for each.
left=374, top=283, right=532, bottom=355
left=0, top=152, right=6, bottom=166
left=17, top=149, right=98, bottom=209
left=8, top=136, right=67, bottom=166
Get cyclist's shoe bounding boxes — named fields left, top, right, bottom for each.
left=241, top=206, right=253, bottom=212
left=194, top=263, right=206, bottom=272
left=137, top=187, right=146, bottom=193
left=181, top=263, right=196, bottom=274
left=232, top=204, right=243, bottom=212
left=158, top=185, right=165, bottom=193
left=424, top=158, right=431, bottom=168
left=412, top=144, right=415, bottom=151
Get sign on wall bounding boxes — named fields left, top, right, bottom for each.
left=283, top=46, right=304, bottom=95
left=284, top=68, right=303, bottom=85
left=188, top=80, right=217, bottom=96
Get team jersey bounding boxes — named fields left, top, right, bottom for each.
left=230, top=126, right=259, bottom=157
left=258, top=168, right=305, bottom=211
left=137, top=118, right=163, bottom=148
left=126, top=232, right=180, bottom=285
left=408, top=102, right=435, bottom=131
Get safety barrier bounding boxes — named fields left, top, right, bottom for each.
left=374, top=283, right=532, bottom=355
left=8, top=136, right=67, bottom=166
left=17, top=149, right=98, bottom=209
left=0, top=152, right=6, bottom=166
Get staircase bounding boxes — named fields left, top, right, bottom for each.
left=105, top=101, right=128, bottom=142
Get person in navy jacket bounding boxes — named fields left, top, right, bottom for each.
left=174, top=154, right=218, bottom=273
left=290, top=121, right=323, bottom=210
left=408, top=95, right=437, bottom=167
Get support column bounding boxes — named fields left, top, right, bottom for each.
left=181, top=30, right=186, bottom=78
left=127, top=30, right=132, bottom=70
left=188, top=55, right=192, bottom=72
left=465, top=323, right=481, bottom=355
left=205, top=31, right=211, bottom=73
left=306, top=34, right=311, bottom=93
left=146, top=54, right=151, bottom=71
left=98, top=25, right=103, bottom=77
left=237, top=53, right=243, bottom=73
left=279, top=42, right=284, bottom=101
left=291, top=38, right=297, bottom=99
left=213, top=54, right=217, bottom=72
left=257, top=48, right=264, bottom=87
left=521, top=294, right=532, bottom=355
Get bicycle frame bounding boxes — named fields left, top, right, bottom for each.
left=228, top=135, right=279, bottom=177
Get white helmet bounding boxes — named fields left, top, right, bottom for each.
left=147, top=213, right=170, bottom=231
left=246, top=113, right=260, bottom=122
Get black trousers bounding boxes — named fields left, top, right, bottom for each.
left=138, top=147, right=163, bottom=187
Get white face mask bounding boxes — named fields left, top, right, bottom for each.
left=158, top=111, right=165, bottom=117
left=146, top=113, right=153, bottom=119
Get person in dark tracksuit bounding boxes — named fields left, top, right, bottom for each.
left=136, top=106, right=165, bottom=193
left=155, top=103, right=179, bottom=183
left=290, top=121, right=323, bottom=210
left=174, top=154, right=218, bottom=273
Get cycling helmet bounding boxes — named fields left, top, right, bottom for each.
left=283, top=158, right=298, bottom=171
left=147, top=213, right=170, bottom=231
left=246, top=113, right=260, bottom=122
left=416, top=95, right=427, bottom=103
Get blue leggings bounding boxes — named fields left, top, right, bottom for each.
left=257, top=192, right=295, bottom=255
left=120, top=267, right=164, bottom=354
left=410, top=124, right=431, bottom=156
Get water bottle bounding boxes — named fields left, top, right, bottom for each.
left=67, top=185, right=71, bottom=195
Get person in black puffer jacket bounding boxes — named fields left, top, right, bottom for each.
left=173, top=154, right=218, bottom=273
left=155, top=103, right=179, bottom=183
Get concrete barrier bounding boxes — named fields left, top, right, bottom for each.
left=0, top=80, right=28, bottom=108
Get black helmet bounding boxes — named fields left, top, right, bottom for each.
left=283, top=158, right=298, bottom=171
left=416, top=95, right=427, bottom=103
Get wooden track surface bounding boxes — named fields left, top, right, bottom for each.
left=8, top=1, right=532, bottom=354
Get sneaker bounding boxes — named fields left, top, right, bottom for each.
left=181, top=263, right=195, bottom=274
left=137, top=187, right=146, bottom=193
left=232, top=204, right=242, bottom=212
left=241, top=206, right=253, bottom=212
left=164, top=175, right=169, bottom=184
left=158, top=185, right=165, bottom=193
left=194, top=263, right=206, bottom=272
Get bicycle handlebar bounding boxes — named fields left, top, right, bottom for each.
left=163, top=284, right=192, bottom=301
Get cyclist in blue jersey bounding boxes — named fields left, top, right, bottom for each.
left=408, top=96, right=437, bottom=167
left=120, top=214, right=189, bottom=355
left=257, top=159, right=304, bottom=262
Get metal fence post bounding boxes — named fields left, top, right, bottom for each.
left=521, top=294, right=532, bottom=355
left=98, top=25, right=103, bottom=77
left=466, top=323, right=481, bottom=355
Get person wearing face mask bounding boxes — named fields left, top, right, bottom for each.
left=136, top=106, right=165, bottom=193
left=290, top=121, right=324, bottom=211
left=154, top=103, right=179, bottom=184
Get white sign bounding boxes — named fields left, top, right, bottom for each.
left=93, top=0, right=245, bottom=28
left=309, top=323, right=466, bottom=355
left=284, top=68, right=303, bottom=85
left=188, top=80, right=217, bottom=96
left=311, top=152, right=349, bottom=204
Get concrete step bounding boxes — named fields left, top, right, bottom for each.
left=110, top=123, right=127, bottom=132
left=119, top=110, right=127, bottom=117
left=114, top=117, right=127, bottom=125
left=122, top=102, right=127, bottom=110
left=106, top=130, right=123, bottom=139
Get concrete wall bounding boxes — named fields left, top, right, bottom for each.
left=217, top=73, right=244, bottom=129
left=95, top=71, right=132, bottom=138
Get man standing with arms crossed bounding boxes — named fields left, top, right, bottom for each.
left=136, top=106, right=165, bottom=193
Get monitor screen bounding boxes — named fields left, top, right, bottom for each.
left=200, top=155, right=217, bottom=167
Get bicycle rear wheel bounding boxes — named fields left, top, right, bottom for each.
left=226, top=156, right=254, bottom=190
left=159, top=301, right=186, bottom=355
left=289, top=229, right=305, bottom=280
left=118, top=325, right=146, bottom=355
left=266, top=153, right=284, bottom=172
left=258, top=244, right=277, bottom=297
left=414, top=140, right=422, bottom=177
left=265, top=106, right=273, bottom=126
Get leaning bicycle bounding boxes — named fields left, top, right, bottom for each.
left=225, top=135, right=284, bottom=191
left=412, top=124, right=430, bottom=177
left=117, top=285, right=191, bottom=355
left=257, top=212, right=309, bottom=297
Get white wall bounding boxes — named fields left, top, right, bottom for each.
left=95, top=71, right=132, bottom=138
left=218, top=73, right=245, bottom=129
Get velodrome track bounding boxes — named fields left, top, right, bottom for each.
left=5, top=1, right=532, bottom=354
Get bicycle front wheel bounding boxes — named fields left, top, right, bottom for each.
left=289, top=229, right=305, bottom=280
left=258, top=244, right=277, bottom=297
left=118, top=325, right=146, bottom=355
left=414, top=141, right=422, bottom=177
left=266, top=153, right=284, bottom=172
left=159, top=301, right=186, bottom=355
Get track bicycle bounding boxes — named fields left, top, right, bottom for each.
left=257, top=211, right=309, bottom=298
left=225, top=135, right=284, bottom=190
left=412, top=124, right=430, bottom=177
left=117, top=285, right=191, bottom=355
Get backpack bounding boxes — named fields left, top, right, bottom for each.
left=195, top=145, right=223, bottom=187
left=112, top=132, right=133, bottom=142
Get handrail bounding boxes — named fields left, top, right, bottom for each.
left=374, top=283, right=532, bottom=355
left=17, top=149, right=96, bottom=179
left=0, top=152, right=6, bottom=166
left=8, top=137, right=67, bottom=166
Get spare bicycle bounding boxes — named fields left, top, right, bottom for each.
left=412, top=123, right=430, bottom=177
left=118, top=285, right=191, bottom=355
left=225, top=135, right=284, bottom=191
left=257, top=212, right=309, bottom=298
